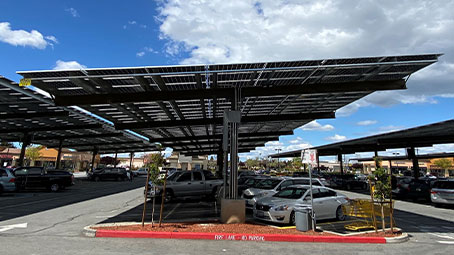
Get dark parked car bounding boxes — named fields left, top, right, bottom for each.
left=13, top=167, right=74, bottom=192
left=327, top=174, right=368, bottom=190
left=89, top=167, right=128, bottom=182
left=393, top=178, right=432, bottom=201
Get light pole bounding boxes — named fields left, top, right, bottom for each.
left=275, top=148, right=282, bottom=172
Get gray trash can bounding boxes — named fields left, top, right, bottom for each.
left=295, top=207, right=312, bottom=232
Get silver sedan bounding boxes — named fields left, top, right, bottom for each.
left=253, top=185, right=349, bottom=225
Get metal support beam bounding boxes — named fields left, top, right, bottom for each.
left=56, top=139, right=64, bottom=169
left=129, top=152, right=134, bottom=170
left=115, top=112, right=334, bottom=130
left=0, top=124, right=103, bottom=134
left=53, top=80, right=406, bottom=106
left=17, top=133, right=32, bottom=167
left=114, top=151, right=118, bottom=167
left=406, top=147, right=420, bottom=179
left=338, top=154, right=343, bottom=176
left=0, top=111, right=69, bottom=120
left=91, top=148, right=98, bottom=172
left=33, top=132, right=123, bottom=141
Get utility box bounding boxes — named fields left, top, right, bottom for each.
left=220, top=199, right=245, bottom=224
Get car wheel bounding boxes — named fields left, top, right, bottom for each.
left=49, top=183, right=60, bottom=192
left=336, top=206, right=346, bottom=221
left=290, top=211, right=296, bottom=225
left=94, top=176, right=100, bottom=182
left=116, top=177, right=121, bottom=182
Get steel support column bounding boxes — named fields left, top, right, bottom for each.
left=91, top=148, right=98, bottom=172
left=18, top=133, right=32, bottom=167
left=129, top=152, right=134, bottom=170
left=338, top=154, right=343, bottom=175
left=114, top=151, right=118, bottom=167
left=316, top=150, right=320, bottom=175
left=56, top=139, right=64, bottom=169
left=216, top=152, right=223, bottom=178
left=406, top=147, right=420, bottom=179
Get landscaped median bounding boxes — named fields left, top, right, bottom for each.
left=83, top=222, right=408, bottom=244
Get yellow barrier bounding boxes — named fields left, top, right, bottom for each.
left=342, top=199, right=395, bottom=231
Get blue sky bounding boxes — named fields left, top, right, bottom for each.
left=1, top=0, right=453, bottom=161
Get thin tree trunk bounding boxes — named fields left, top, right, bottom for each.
left=141, top=171, right=151, bottom=227
left=381, top=203, right=385, bottom=231
left=151, top=187, right=156, bottom=228
left=159, top=170, right=168, bottom=227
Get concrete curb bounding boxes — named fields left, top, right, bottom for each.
left=82, top=223, right=409, bottom=243
left=385, top=232, right=409, bottom=243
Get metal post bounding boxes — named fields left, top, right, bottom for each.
left=338, top=154, right=343, bottom=175
left=91, top=148, right=98, bottom=172
left=56, top=139, right=64, bottom=169
left=216, top=152, right=223, bottom=178
left=18, top=133, right=31, bottom=167
left=316, top=151, right=320, bottom=174
left=406, top=147, right=419, bottom=179
left=114, top=151, right=118, bottom=167
left=374, top=151, right=380, bottom=169
left=229, top=87, right=240, bottom=199
left=129, top=152, right=134, bottom=170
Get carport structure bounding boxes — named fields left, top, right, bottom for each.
left=17, top=53, right=439, bottom=198
left=270, top=119, right=454, bottom=179
left=0, top=76, right=156, bottom=168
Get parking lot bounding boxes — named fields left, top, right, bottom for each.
left=0, top=174, right=453, bottom=255
left=0, top=175, right=144, bottom=221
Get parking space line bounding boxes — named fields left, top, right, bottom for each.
left=429, top=233, right=454, bottom=240
left=438, top=241, right=454, bottom=244
left=164, top=203, right=181, bottom=219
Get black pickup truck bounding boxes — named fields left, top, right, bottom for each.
left=14, top=167, right=74, bottom=192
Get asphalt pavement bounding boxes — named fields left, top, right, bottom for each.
left=0, top=179, right=453, bottom=255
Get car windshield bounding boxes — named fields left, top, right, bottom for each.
left=273, top=187, right=307, bottom=199
left=254, top=179, right=282, bottom=189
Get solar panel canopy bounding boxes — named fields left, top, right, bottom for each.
left=17, top=54, right=440, bottom=155
left=269, top=118, right=454, bottom=158
left=0, top=76, right=154, bottom=154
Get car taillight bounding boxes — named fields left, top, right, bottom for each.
left=9, top=178, right=15, bottom=183
left=430, top=189, right=437, bottom=194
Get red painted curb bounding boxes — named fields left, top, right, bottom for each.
left=95, top=229, right=386, bottom=243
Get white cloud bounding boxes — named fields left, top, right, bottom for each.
left=239, top=137, right=312, bottom=160
left=357, top=120, right=378, bottom=126
left=376, top=125, right=405, bottom=133
left=53, top=60, right=86, bottom=70
left=128, top=21, right=137, bottom=25
left=325, top=134, right=347, bottom=142
left=300, top=120, right=334, bottom=131
left=136, top=47, right=159, bottom=57
left=0, top=22, right=56, bottom=49
left=65, top=7, right=79, bottom=17
left=157, top=0, right=454, bottom=111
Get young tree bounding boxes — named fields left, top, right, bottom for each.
left=291, top=157, right=303, bottom=172
left=100, top=156, right=120, bottom=166
left=147, top=152, right=165, bottom=227
left=369, top=157, right=391, bottom=231
left=25, top=145, right=43, bottom=166
left=433, top=158, right=453, bottom=170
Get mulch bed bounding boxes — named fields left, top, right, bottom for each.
left=93, top=223, right=401, bottom=237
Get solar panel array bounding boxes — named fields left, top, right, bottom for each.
left=0, top=76, right=154, bottom=154
left=17, top=54, right=440, bottom=155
